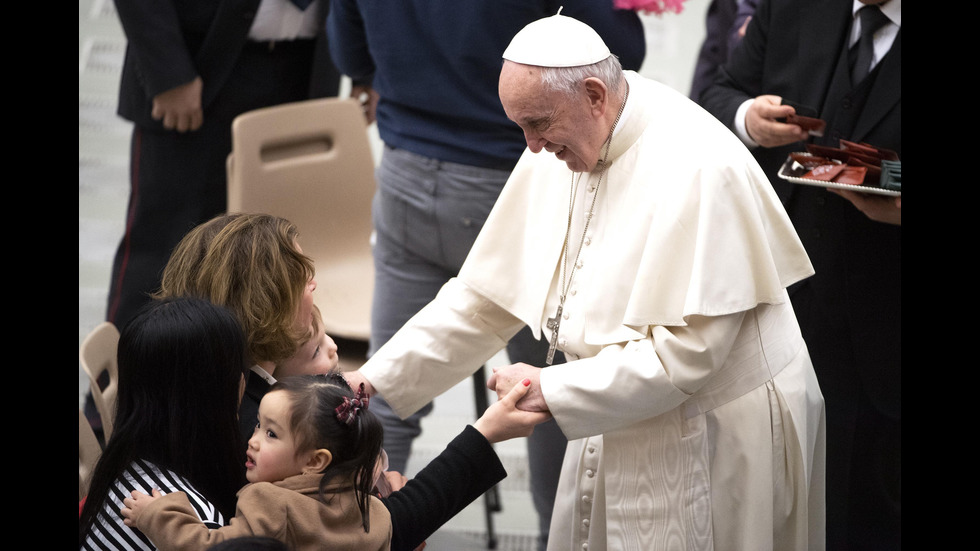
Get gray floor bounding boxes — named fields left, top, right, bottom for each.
left=79, top=2, right=707, bottom=549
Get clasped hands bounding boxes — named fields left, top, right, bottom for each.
left=487, top=363, right=548, bottom=413
left=343, top=362, right=551, bottom=444
left=342, top=364, right=549, bottom=413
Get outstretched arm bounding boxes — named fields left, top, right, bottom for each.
left=378, top=381, right=549, bottom=550
left=382, top=424, right=505, bottom=551
left=121, top=489, right=254, bottom=550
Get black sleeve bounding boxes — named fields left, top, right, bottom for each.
left=382, top=425, right=507, bottom=551
left=699, top=0, right=774, bottom=130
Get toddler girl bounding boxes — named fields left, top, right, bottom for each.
left=121, top=373, right=392, bottom=551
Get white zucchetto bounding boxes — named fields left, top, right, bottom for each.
left=502, top=9, right=612, bottom=68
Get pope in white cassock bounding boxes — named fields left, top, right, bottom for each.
left=345, top=11, right=826, bottom=551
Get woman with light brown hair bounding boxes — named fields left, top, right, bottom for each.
left=155, top=212, right=338, bottom=441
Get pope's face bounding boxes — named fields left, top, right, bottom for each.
left=499, top=62, right=605, bottom=173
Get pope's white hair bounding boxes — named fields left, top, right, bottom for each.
left=538, top=55, right=625, bottom=98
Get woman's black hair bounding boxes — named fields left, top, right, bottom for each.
left=270, top=373, right=384, bottom=533
left=79, top=297, right=250, bottom=543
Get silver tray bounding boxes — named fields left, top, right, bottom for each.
left=777, top=155, right=901, bottom=197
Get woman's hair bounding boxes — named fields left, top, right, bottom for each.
left=79, top=297, right=250, bottom=542
left=539, top=54, right=625, bottom=97
left=155, top=212, right=316, bottom=365
left=270, top=373, right=384, bottom=533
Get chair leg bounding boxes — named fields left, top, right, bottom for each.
left=472, top=366, right=499, bottom=549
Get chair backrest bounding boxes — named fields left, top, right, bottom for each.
left=227, top=97, right=376, bottom=342
left=79, top=321, right=120, bottom=441
left=79, top=408, right=102, bottom=501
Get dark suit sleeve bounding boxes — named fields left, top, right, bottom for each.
left=382, top=425, right=506, bottom=551
left=699, top=0, right=773, bottom=131
left=114, top=0, right=201, bottom=98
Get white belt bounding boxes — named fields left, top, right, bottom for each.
left=683, top=302, right=805, bottom=419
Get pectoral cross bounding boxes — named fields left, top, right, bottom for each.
left=545, top=304, right=562, bottom=365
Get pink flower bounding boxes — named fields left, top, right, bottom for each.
left=613, top=0, right=687, bottom=15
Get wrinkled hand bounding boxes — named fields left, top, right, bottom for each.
left=151, top=77, right=203, bottom=132
left=745, top=95, right=808, bottom=148
left=350, top=84, right=379, bottom=125
left=121, top=488, right=162, bottom=527
left=474, top=375, right=551, bottom=443
left=487, top=363, right=547, bottom=412
left=829, top=188, right=902, bottom=225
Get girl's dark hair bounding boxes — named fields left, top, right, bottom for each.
left=270, top=373, right=384, bottom=533
left=79, top=297, right=250, bottom=543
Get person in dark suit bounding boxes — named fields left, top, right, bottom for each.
left=106, top=0, right=341, bottom=333
left=699, top=1, right=901, bottom=548
left=88, top=0, right=342, bottom=441
left=689, top=0, right=759, bottom=103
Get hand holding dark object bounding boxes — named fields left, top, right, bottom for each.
left=745, top=95, right=809, bottom=147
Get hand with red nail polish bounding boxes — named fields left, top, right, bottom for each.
left=473, top=371, right=551, bottom=444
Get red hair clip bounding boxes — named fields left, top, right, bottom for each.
left=335, top=383, right=370, bottom=426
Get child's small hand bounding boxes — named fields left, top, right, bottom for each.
left=382, top=470, right=408, bottom=493
left=121, top=488, right=162, bottom=527
left=473, top=377, right=552, bottom=444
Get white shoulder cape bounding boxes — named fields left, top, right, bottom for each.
left=458, top=72, right=814, bottom=345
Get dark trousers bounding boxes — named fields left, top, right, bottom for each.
left=91, top=41, right=326, bottom=436
left=792, top=281, right=901, bottom=550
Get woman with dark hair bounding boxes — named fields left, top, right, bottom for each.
left=79, top=297, right=251, bottom=549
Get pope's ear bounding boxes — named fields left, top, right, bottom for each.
left=583, top=77, right=608, bottom=113
left=304, top=449, right=332, bottom=474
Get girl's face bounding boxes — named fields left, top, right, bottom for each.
left=246, top=391, right=315, bottom=483
left=276, top=330, right=339, bottom=379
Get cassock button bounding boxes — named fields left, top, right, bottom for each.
left=587, top=446, right=596, bottom=454
left=586, top=469, right=595, bottom=478
left=582, top=519, right=590, bottom=527
left=563, top=311, right=569, bottom=320
left=576, top=260, right=584, bottom=269
left=582, top=544, right=589, bottom=550
left=582, top=495, right=591, bottom=504
left=584, top=236, right=591, bottom=246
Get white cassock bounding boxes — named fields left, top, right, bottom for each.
left=360, top=72, right=826, bottom=550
